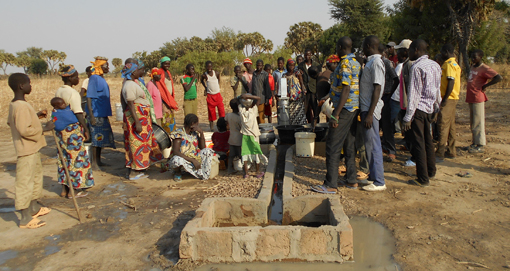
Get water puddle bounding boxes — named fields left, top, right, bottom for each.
left=0, top=250, right=17, bottom=265
left=198, top=216, right=399, bottom=271
left=0, top=207, right=15, bottom=213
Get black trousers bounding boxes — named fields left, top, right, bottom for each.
left=325, top=109, right=358, bottom=187
left=411, top=110, right=436, bottom=184
left=305, top=92, right=318, bottom=124
left=381, top=94, right=397, bottom=154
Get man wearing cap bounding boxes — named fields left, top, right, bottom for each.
left=387, top=42, right=398, bottom=67
left=395, top=39, right=416, bottom=167
left=243, top=58, right=254, bottom=93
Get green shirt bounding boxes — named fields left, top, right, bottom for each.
left=180, top=75, right=198, bottom=100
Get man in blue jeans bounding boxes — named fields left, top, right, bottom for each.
left=311, top=36, right=361, bottom=194
left=359, top=35, right=387, bottom=192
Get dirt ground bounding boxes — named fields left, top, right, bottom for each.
left=0, top=86, right=509, bottom=271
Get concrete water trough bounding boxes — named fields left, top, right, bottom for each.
left=179, top=148, right=353, bottom=263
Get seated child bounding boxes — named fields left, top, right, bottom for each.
left=51, top=97, right=78, bottom=131
left=212, top=117, right=230, bottom=167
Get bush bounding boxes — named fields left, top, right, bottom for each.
left=29, top=59, right=48, bottom=75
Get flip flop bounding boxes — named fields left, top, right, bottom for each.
left=129, top=173, right=148, bottom=181
left=338, top=180, right=358, bottom=190
left=243, top=175, right=249, bottom=179
left=310, top=185, right=336, bottom=194
left=456, top=172, right=473, bottom=178
left=32, top=207, right=51, bottom=218
left=256, top=172, right=265, bottom=179
left=173, top=174, right=182, bottom=183
left=67, top=191, right=89, bottom=199
left=19, top=218, right=46, bottom=229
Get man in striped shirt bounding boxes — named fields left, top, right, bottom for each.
left=402, top=39, right=442, bottom=187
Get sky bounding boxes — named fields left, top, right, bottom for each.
left=0, top=0, right=400, bottom=73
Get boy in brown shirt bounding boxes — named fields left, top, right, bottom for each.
left=7, top=73, right=54, bottom=229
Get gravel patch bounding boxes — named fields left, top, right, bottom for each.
left=206, top=174, right=263, bottom=198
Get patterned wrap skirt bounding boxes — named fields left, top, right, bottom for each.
left=162, top=110, right=176, bottom=134
left=56, top=123, right=95, bottom=189
left=88, top=116, right=116, bottom=148
left=289, top=100, right=307, bottom=125
left=168, top=148, right=216, bottom=180
left=123, top=104, right=163, bottom=170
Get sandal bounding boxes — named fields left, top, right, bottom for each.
left=310, top=185, right=337, bottom=194
left=173, top=174, right=182, bottom=183
left=256, top=172, right=265, bottom=179
left=243, top=175, right=249, bottom=179
left=20, top=218, right=46, bottom=229
left=129, top=173, right=148, bottom=181
left=338, top=180, right=358, bottom=190
left=32, top=207, right=51, bottom=218
left=68, top=191, right=88, bottom=199
left=456, top=172, right=473, bottom=178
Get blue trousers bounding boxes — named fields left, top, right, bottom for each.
left=360, top=112, right=385, bottom=186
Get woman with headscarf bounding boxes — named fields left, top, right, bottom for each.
left=146, top=68, right=164, bottom=126
left=284, top=59, right=307, bottom=125
left=167, top=114, right=216, bottom=182
left=86, top=56, right=116, bottom=170
left=156, top=56, right=178, bottom=133
left=54, top=65, right=94, bottom=198
left=121, top=63, right=163, bottom=180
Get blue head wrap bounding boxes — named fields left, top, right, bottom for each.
left=121, top=63, right=139, bottom=80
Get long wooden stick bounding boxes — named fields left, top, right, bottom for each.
left=52, top=132, right=83, bottom=223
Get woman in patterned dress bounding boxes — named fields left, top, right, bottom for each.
left=167, top=114, right=216, bottom=181
left=54, top=64, right=94, bottom=198
left=284, top=59, right=307, bottom=125
left=121, top=63, right=163, bottom=180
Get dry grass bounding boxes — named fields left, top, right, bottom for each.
left=0, top=75, right=239, bottom=128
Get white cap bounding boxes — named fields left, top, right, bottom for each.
left=395, top=39, right=412, bottom=50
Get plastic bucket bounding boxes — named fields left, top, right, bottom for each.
left=115, top=103, right=123, bottom=121
left=295, top=132, right=316, bottom=157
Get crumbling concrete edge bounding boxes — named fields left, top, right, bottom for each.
left=282, top=146, right=294, bottom=202
left=257, top=149, right=276, bottom=208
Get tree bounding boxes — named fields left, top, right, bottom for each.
left=132, top=50, right=162, bottom=72
left=284, top=22, right=323, bottom=56
left=29, top=59, right=48, bottom=75
left=0, top=50, right=16, bottom=75
left=329, top=0, right=388, bottom=49
left=17, top=47, right=43, bottom=59
left=472, top=9, right=509, bottom=61
left=235, top=32, right=273, bottom=57
left=15, top=55, right=32, bottom=73
left=388, top=0, right=452, bottom=56
left=408, top=0, right=497, bottom=73
left=40, top=50, right=66, bottom=75
left=319, top=24, right=349, bottom=62
left=210, top=27, right=237, bottom=52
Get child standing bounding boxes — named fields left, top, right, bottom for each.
left=226, top=99, right=243, bottom=174
left=212, top=117, right=230, bottom=167
left=201, top=61, right=225, bottom=131
left=264, top=64, right=276, bottom=123
left=7, top=73, right=54, bottom=229
left=236, top=94, right=268, bottom=178
left=180, top=64, right=199, bottom=117
left=231, top=65, right=248, bottom=97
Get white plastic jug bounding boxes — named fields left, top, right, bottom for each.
left=295, top=132, right=316, bottom=157
left=115, top=103, right=123, bottom=121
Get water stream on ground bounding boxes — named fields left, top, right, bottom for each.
left=198, top=216, right=400, bottom=271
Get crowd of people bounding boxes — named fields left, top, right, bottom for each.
left=6, top=34, right=502, bottom=228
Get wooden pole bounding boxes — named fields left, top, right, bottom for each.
left=52, top=132, right=83, bottom=223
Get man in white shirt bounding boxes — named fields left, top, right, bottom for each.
left=359, top=35, right=386, bottom=192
